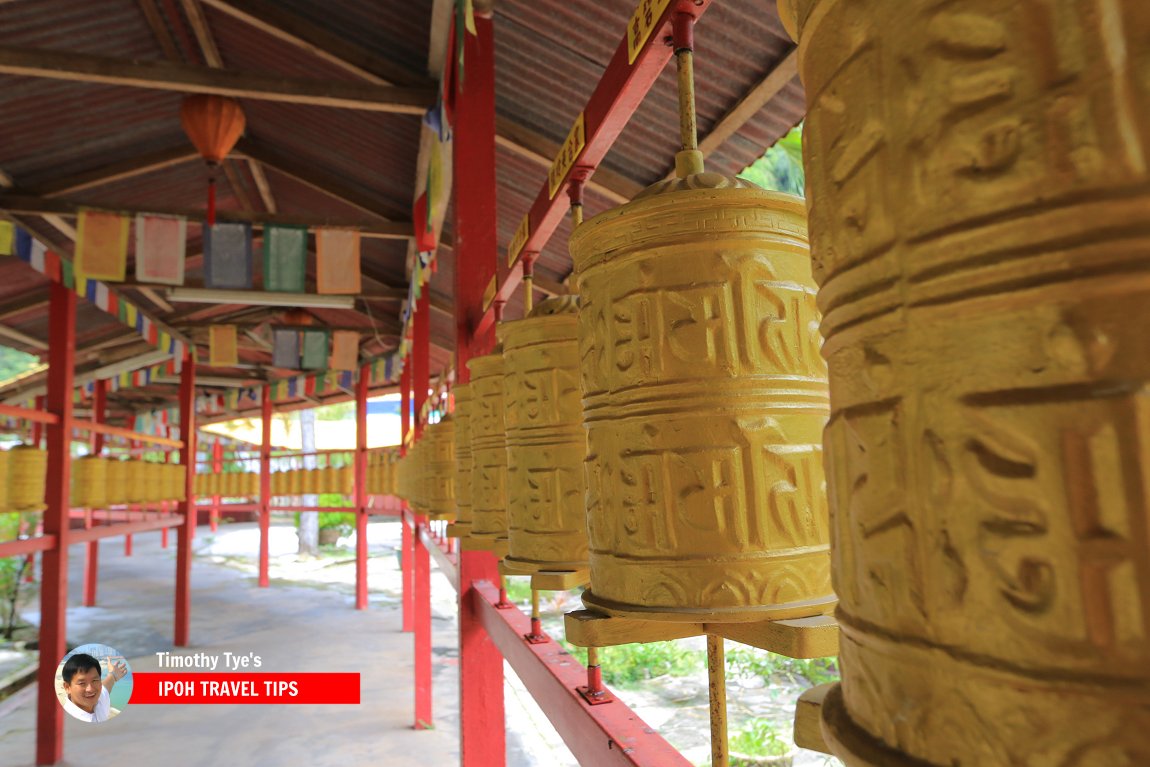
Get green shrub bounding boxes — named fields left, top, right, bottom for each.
left=317, top=511, right=356, bottom=534
left=727, top=646, right=840, bottom=687
left=730, top=718, right=791, bottom=757
left=561, top=639, right=703, bottom=687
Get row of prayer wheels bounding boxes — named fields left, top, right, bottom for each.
left=366, top=450, right=399, bottom=497
left=193, top=467, right=356, bottom=498
left=194, top=471, right=258, bottom=499
left=395, top=166, right=833, bottom=625
left=71, top=456, right=186, bottom=508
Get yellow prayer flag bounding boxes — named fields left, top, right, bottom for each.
left=0, top=221, right=13, bottom=256
left=209, top=325, right=239, bottom=368
left=330, top=331, right=360, bottom=371
left=76, top=210, right=129, bottom=282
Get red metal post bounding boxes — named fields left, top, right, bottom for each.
left=210, top=439, right=222, bottom=532
left=31, top=394, right=45, bottom=446
left=453, top=12, right=506, bottom=765
left=259, top=386, right=272, bottom=588
left=126, top=437, right=138, bottom=557
left=83, top=379, right=108, bottom=607
left=355, top=362, right=369, bottom=610
left=400, top=358, right=414, bottom=633
left=36, top=282, right=75, bottom=766
left=174, top=348, right=196, bottom=646
left=413, top=289, right=433, bottom=729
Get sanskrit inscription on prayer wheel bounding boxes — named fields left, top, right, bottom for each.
left=467, top=350, right=509, bottom=549
left=782, top=1, right=1150, bottom=764
left=499, top=296, right=589, bottom=573
left=452, top=384, right=474, bottom=536
left=570, top=173, right=833, bottom=623
left=425, top=417, right=456, bottom=521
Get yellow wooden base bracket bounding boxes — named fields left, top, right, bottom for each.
left=793, top=683, right=835, bottom=755
left=564, top=610, right=839, bottom=659
left=530, top=569, right=590, bottom=591
left=445, top=523, right=468, bottom=539
left=460, top=536, right=493, bottom=552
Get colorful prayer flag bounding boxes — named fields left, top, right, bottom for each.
left=0, top=222, right=12, bottom=256
left=301, top=329, right=330, bottom=370
left=76, top=210, right=129, bottom=282
left=204, top=222, right=253, bottom=289
left=315, top=229, right=361, bottom=295
left=263, top=225, right=308, bottom=293
left=330, top=331, right=360, bottom=371
left=209, top=325, right=238, bottom=367
left=272, top=329, right=300, bottom=369
left=135, top=214, right=187, bottom=285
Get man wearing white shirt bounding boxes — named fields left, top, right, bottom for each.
left=59, top=653, right=127, bottom=723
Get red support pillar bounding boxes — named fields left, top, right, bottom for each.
left=355, top=362, right=369, bottom=610
left=31, top=394, right=45, bottom=447
left=412, top=291, right=432, bottom=730
left=210, top=439, right=222, bottom=532
left=258, top=387, right=271, bottom=588
left=126, top=439, right=138, bottom=557
left=400, top=358, right=414, bottom=633
left=83, top=379, right=108, bottom=607
left=36, top=282, right=75, bottom=766
left=452, top=11, right=506, bottom=766
left=174, top=348, right=196, bottom=646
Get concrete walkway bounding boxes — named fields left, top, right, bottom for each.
left=0, top=521, right=577, bottom=767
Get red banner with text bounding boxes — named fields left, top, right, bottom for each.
left=132, top=673, right=360, bottom=704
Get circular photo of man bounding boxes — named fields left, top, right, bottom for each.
left=55, top=644, right=132, bottom=723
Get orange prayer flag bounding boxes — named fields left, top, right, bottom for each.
left=76, top=209, right=129, bottom=282
left=209, top=325, right=238, bottom=367
left=330, top=331, right=360, bottom=371
left=316, top=229, right=361, bottom=295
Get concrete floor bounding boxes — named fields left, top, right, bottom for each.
left=0, top=521, right=577, bottom=767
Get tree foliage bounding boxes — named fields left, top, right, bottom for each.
left=0, top=345, right=40, bottom=384
left=739, top=123, right=805, bottom=197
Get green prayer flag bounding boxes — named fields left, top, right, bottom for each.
left=263, top=225, right=308, bottom=293
left=301, top=329, right=330, bottom=371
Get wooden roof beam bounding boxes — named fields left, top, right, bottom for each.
left=31, top=145, right=200, bottom=197
left=0, top=45, right=435, bottom=114
left=0, top=193, right=413, bottom=239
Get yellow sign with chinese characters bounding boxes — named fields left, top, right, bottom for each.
left=547, top=113, right=586, bottom=200
left=508, top=214, right=530, bottom=267
left=626, top=0, right=672, bottom=64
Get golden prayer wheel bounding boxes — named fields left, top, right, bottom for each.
left=288, top=467, right=302, bottom=497
left=571, top=174, right=832, bottom=623
left=271, top=470, right=285, bottom=497
left=105, top=458, right=128, bottom=505
left=302, top=468, right=319, bottom=495
left=0, top=449, right=11, bottom=512
left=245, top=471, right=258, bottom=498
left=10, top=446, right=47, bottom=511
left=498, top=297, right=589, bottom=572
left=425, top=418, right=455, bottom=521
left=337, top=465, right=353, bottom=496
left=451, top=385, right=474, bottom=537
left=780, top=2, right=1150, bottom=763
left=123, top=460, right=144, bottom=504
left=146, top=461, right=165, bottom=503
left=466, top=350, right=509, bottom=548
left=409, top=439, right=428, bottom=513
left=171, top=463, right=187, bottom=502
left=71, top=455, right=108, bottom=508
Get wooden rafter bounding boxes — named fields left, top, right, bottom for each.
left=0, top=45, right=435, bottom=114
left=32, top=145, right=199, bottom=197
left=0, top=194, right=413, bottom=239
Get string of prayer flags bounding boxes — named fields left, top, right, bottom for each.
left=76, top=209, right=129, bottom=282
left=263, top=224, right=308, bottom=293
left=272, top=328, right=301, bottom=369
left=315, top=229, right=361, bottom=295
left=0, top=221, right=12, bottom=256
left=135, top=214, right=187, bottom=285
left=300, top=329, right=330, bottom=370
left=209, top=325, right=238, bottom=367
left=329, top=330, right=360, bottom=371
left=204, top=222, right=253, bottom=289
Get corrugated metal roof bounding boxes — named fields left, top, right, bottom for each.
left=0, top=0, right=806, bottom=421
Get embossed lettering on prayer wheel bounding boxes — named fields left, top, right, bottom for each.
left=467, top=351, right=509, bottom=548
left=571, top=176, right=833, bottom=623
left=425, top=418, right=455, bottom=521
left=498, top=297, right=589, bottom=573
left=453, top=384, right=474, bottom=535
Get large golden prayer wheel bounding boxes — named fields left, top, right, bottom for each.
left=425, top=418, right=455, bottom=521
left=451, top=384, right=474, bottom=536
left=106, top=458, right=128, bottom=505
left=71, top=455, right=108, bottom=508
left=571, top=174, right=832, bottom=623
left=499, top=297, right=589, bottom=573
left=781, top=1, right=1150, bottom=764
left=467, top=350, right=509, bottom=549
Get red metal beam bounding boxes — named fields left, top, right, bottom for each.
left=210, top=440, right=222, bottom=532
left=355, top=362, right=369, bottom=610
left=36, top=282, right=75, bottom=766
left=258, top=386, right=272, bottom=588
left=76, top=421, right=183, bottom=448
left=0, top=535, right=56, bottom=558
left=400, top=357, right=414, bottom=633
left=475, top=0, right=713, bottom=341
left=174, top=349, right=196, bottom=646
left=473, top=581, right=692, bottom=767
left=83, top=379, right=108, bottom=607
left=0, top=403, right=57, bottom=425
left=417, top=519, right=458, bottom=592
left=72, top=515, right=184, bottom=543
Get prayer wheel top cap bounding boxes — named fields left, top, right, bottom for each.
left=775, top=0, right=798, bottom=42
left=526, top=295, right=579, bottom=318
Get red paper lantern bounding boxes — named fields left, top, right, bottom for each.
left=180, top=95, right=246, bottom=226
